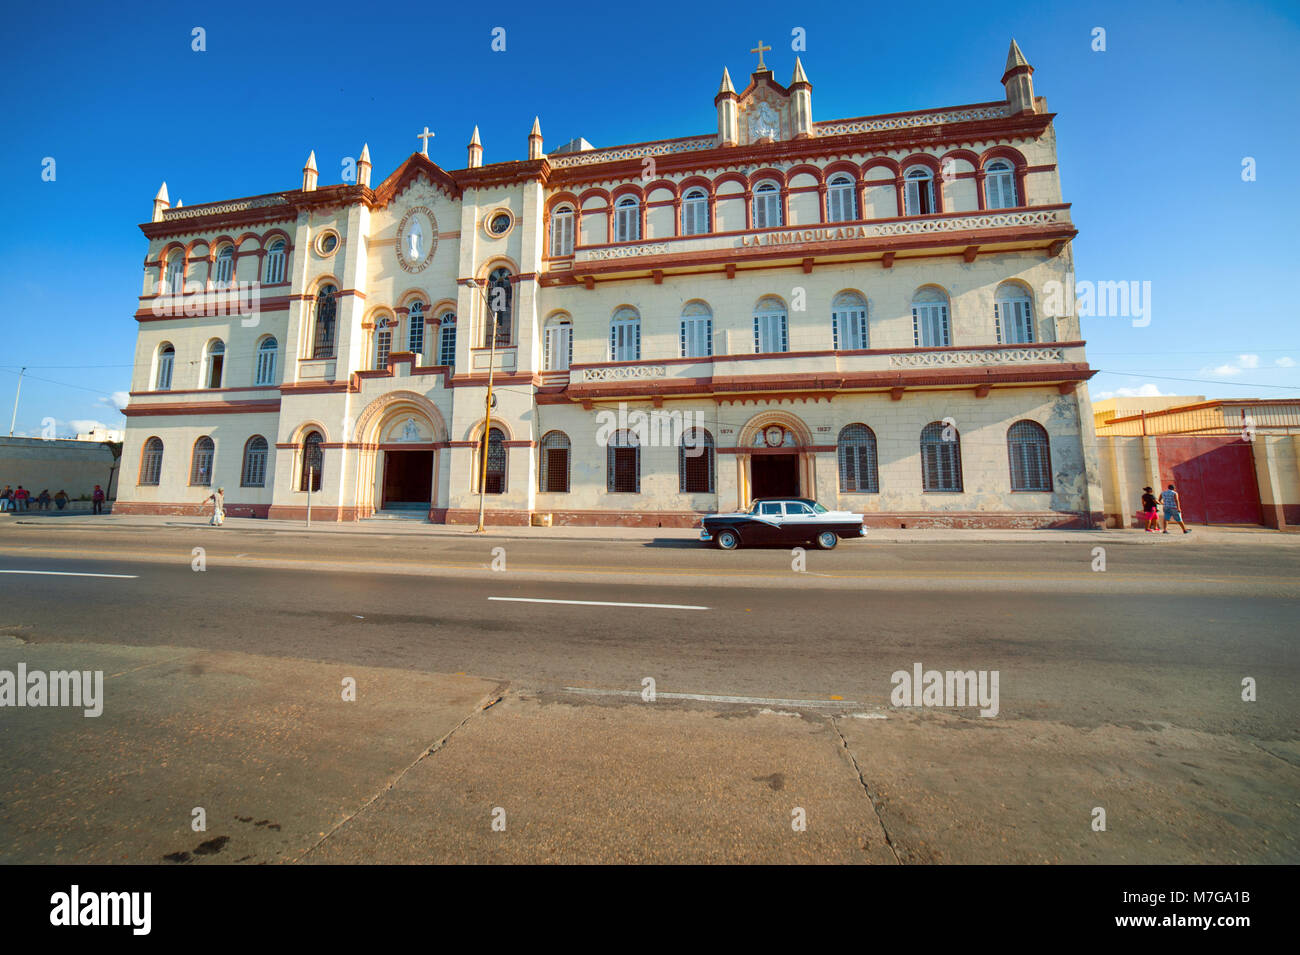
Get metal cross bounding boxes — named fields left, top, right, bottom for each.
left=417, top=126, right=435, bottom=156
left=750, top=40, right=771, bottom=70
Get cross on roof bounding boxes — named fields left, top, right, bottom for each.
left=417, top=126, right=435, bottom=157
left=750, top=40, right=771, bottom=70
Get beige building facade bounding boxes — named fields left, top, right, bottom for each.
left=116, top=42, right=1104, bottom=528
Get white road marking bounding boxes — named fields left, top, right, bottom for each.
left=562, top=686, right=863, bottom=708
left=0, top=570, right=138, bottom=579
left=490, top=596, right=708, bottom=610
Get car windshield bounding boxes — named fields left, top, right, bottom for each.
left=812, top=502, right=828, bottom=513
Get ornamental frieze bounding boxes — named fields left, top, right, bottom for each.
left=889, top=348, right=1065, bottom=367
left=580, top=365, right=669, bottom=382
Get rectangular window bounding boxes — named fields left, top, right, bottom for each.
left=834, top=309, right=868, bottom=350
left=551, top=214, right=574, bottom=255
left=615, top=206, right=640, bottom=242
left=905, top=179, right=934, bottom=216
left=242, top=450, right=267, bottom=487
left=680, top=448, right=713, bottom=493
left=754, top=193, right=781, bottom=229
left=680, top=317, right=712, bottom=358
left=439, top=324, right=456, bottom=366
left=912, top=304, right=950, bottom=347
left=374, top=330, right=391, bottom=370
left=995, top=300, right=1035, bottom=344
left=610, top=321, right=640, bottom=361
left=545, top=325, right=572, bottom=370
left=544, top=448, right=570, bottom=492
left=156, top=355, right=173, bottom=391
left=408, top=319, right=424, bottom=356
left=682, top=199, right=708, bottom=235
left=754, top=311, right=788, bottom=353
left=207, top=355, right=223, bottom=389
left=255, top=348, right=275, bottom=386
left=608, top=446, right=640, bottom=493
left=264, top=248, right=285, bottom=284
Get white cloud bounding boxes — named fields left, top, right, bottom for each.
left=1237, top=354, right=1260, bottom=369
left=68, top=419, right=108, bottom=435
left=96, top=391, right=130, bottom=412
left=1208, top=364, right=1242, bottom=376
left=1277, top=356, right=1296, bottom=367
left=1096, top=383, right=1168, bottom=399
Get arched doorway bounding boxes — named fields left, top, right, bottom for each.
left=737, top=411, right=813, bottom=503
left=353, top=392, right=447, bottom=519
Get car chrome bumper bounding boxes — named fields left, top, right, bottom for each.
left=699, top=529, right=712, bottom=542
left=859, top=524, right=868, bottom=536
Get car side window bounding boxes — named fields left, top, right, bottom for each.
left=759, top=502, right=783, bottom=516
left=784, top=502, right=814, bottom=516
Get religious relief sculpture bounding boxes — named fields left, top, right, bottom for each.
left=747, top=102, right=780, bottom=142
left=400, top=419, right=421, bottom=442
left=396, top=205, right=438, bottom=273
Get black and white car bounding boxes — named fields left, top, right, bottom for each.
left=699, top=498, right=867, bottom=551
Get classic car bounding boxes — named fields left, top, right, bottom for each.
left=699, top=498, right=867, bottom=550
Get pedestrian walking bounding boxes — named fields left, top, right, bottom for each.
left=54, top=489, right=69, bottom=511
left=0, top=485, right=11, bottom=512
left=1160, top=483, right=1190, bottom=534
left=37, top=489, right=51, bottom=510
left=205, top=487, right=225, bottom=526
left=1140, top=486, right=1159, bottom=532
left=92, top=485, right=105, bottom=515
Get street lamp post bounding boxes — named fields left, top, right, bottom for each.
left=9, top=366, right=26, bottom=436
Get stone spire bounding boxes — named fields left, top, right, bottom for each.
left=152, top=181, right=170, bottom=222
left=467, top=126, right=483, bottom=168
left=302, top=150, right=318, bottom=192
left=715, top=68, right=739, bottom=146
left=789, top=57, right=813, bottom=138
left=528, top=117, right=543, bottom=160
left=357, top=143, right=371, bottom=188
left=1001, top=39, right=1036, bottom=114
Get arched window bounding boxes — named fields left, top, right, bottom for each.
left=681, top=188, right=710, bottom=235
left=300, top=431, right=323, bottom=491
left=165, top=252, right=184, bottom=294
left=827, top=174, right=857, bottom=222
left=242, top=435, right=269, bottom=487
left=539, top=430, right=571, bottom=493
left=607, top=429, right=640, bottom=493
left=485, top=267, right=512, bottom=347
left=679, top=428, right=715, bottom=494
left=610, top=306, right=641, bottom=362
left=407, top=302, right=425, bottom=356
left=155, top=343, right=175, bottom=391
left=204, top=340, right=225, bottom=389
left=837, top=424, right=879, bottom=492
left=904, top=167, right=935, bottom=216
left=984, top=160, right=1017, bottom=209
left=911, top=287, right=951, bottom=347
left=550, top=205, right=574, bottom=255
left=753, top=180, right=782, bottom=228
left=139, top=437, right=164, bottom=486
left=994, top=283, right=1035, bottom=344
left=614, top=196, right=640, bottom=242
left=264, top=239, right=286, bottom=284
left=190, top=436, right=214, bottom=486
left=753, top=296, right=788, bottom=353
left=484, top=427, right=506, bottom=494
left=213, top=245, right=234, bottom=285
left=544, top=315, right=573, bottom=371
left=832, top=291, right=868, bottom=351
left=680, top=300, right=713, bottom=358
left=312, top=285, right=338, bottom=358
left=373, top=323, right=392, bottom=370
left=1008, top=420, right=1051, bottom=491
left=921, top=421, right=963, bottom=492
left=255, top=337, right=277, bottom=386
left=438, top=313, right=457, bottom=367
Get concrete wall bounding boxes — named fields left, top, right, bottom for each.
left=0, top=438, right=119, bottom=501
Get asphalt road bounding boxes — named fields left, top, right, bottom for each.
left=1, top=526, right=1295, bottom=735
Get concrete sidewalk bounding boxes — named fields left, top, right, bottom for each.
left=3, top=509, right=1292, bottom=545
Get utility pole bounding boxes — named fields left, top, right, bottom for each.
left=475, top=279, right=499, bottom=534
left=9, top=366, right=26, bottom=436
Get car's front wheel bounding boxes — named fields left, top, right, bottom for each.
left=816, top=530, right=839, bottom=550
left=716, top=529, right=741, bottom=550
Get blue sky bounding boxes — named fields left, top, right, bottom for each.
left=2, top=0, right=1297, bottom=437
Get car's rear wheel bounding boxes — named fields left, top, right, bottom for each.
left=716, top=529, right=741, bottom=550
left=816, top=530, right=839, bottom=550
